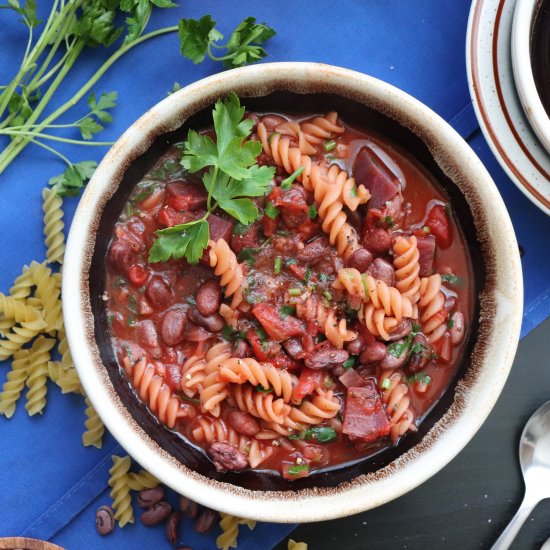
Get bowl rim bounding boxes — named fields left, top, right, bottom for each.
left=511, top=0, right=550, bottom=153
left=63, top=62, right=523, bottom=523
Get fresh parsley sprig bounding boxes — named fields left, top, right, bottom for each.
left=178, top=15, right=276, bottom=68
left=148, top=93, right=275, bottom=264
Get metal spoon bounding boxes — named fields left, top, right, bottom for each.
left=492, top=401, right=550, bottom=550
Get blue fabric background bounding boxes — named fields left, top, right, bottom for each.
left=0, top=1, right=548, bottom=548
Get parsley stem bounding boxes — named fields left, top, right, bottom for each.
left=0, top=24, right=178, bottom=176
left=0, top=129, right=115, bottom=146
left=29, top=138, right=72, bottom=168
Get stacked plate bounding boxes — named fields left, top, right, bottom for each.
left=467, top=0, right=550, bottom=215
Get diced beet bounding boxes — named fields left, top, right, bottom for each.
left=338, top=369, right=366, bottom=388
left=207, top=214, right=234, bottom=243
left=353, top=147, right=399, bottom=209
left=231, top=222, right=260, bottom=255
left=201, top=214, right=235, bottom=263
left=158, top=206, right=200, bottom=228
left=416, top=234, right=436, bottom=276
left=166, top=181, right=207, bottom=211
left=252, top=303, right=305, bottom=342
left=342, top=381, right=391, bottom=443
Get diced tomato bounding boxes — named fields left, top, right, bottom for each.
left=127, top=265, right=149, bottom=287
left=262, top=214, right=278, bottom=236
left=425, top=204, right=452, bottom=249
left=268, top=186, right=282, bottom=202
left=302, top=444, right=328, bottom=464
left=246, top=329, right=281, bottom=361
left=166, top=181, right=207, bottom=211
left=288, top=264, right=306, bottom=280
left=282, top=462, right=310, bottom=480
left=302, top=320, right=317, bottom=355
left=292, top=368, right=324, bottom=401
left=252, top=303, right=305, bottom=342
left=342, top=381, right=391, bottom=443
left=271, top=352, right=301, bottom=371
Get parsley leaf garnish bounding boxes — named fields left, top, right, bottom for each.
left=179, top=15, right=276, bottom=68
left=149, top=219, right=209, bottom=264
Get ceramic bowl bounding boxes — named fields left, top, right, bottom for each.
left=512, top=0, right=550, bottom=154
left=63, top=62, right=522, bottom=522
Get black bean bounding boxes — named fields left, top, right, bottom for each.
left=141, top=501, right=172, bottom=526
left=194, top=508, right=219, bottom=534
left=96, top=505, right=115, bottom=535
left=166, top=511, right=181, bottom=545
left=137, top=485, right=165, bottom=508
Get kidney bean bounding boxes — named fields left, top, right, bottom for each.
left=194, top=508, right=219, bottom=534
left=345, top=333, right=365, bottom=355
left=141, top=501, right=172, bottom=526
left=450, top=311, right=465, bottom=344
left=137, top=320, right=160, bottom=349
left=359, top=341, right=387, bottom=364
left=109, top=240, right=136, bottom=274
left=161, top=308, right=187, bottom=346
left=408, top=333, right=430, bottom=373
left=366, top=258, right=396, bottom=287
left=346, top=247, right=373, bottom=272
left=137, top=485, right=165, bottom=508
left=207, top=441, right=249, bottom=471
left=282, top=337, right=304, bottom=360
left=364, top=228, right=393, bottom=254
left=379, top=344, right=407, bottom=369
left=166, top=511, right=180, bottom=545
left=196, top=279, right=222, bottom=316
left=145, top=276, right=173, bottom=309
left=232, top=339, right=251, bottom=358
left=138, top=296, right=154, bottom=316
left=188, top=308, right=224, bottom=333
left=304, top=348, right=349, bottom=370
left=445, top=294, right=458, bottom=311
left=185, top=323, right=212, bottom=342
left=228, top=411, right=261, bottom=437
left=179, top=496, right=199, bottom=518
left=96, top=505, right=115, bottom=535
left=387, top=319, right=412, bottom=342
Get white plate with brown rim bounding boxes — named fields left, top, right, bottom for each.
left=467, top=0, right=550, bottom=215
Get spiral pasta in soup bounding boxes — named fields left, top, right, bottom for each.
left=105, top=94, right=472, bottom=480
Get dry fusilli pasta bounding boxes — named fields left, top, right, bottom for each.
left=0, top=349, right=29, bottom=418
left=82, top=396, right=105, bottom=448
left=42, top=187, right=65, bottom=265
left=288, top=540, right=308, bottom=550
left=30, top=260, right=62, bottom=333
left=25, top=336, right=56, bottom=416
left=108, top=455, right=134, bottom=527
left=126, top=470, right=159, bottom=491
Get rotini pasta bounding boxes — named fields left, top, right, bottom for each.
left=200, top=342, right=232, bottom=417
left=288, top=540, right=308, bottom=550
left=123, top=355, right=186, bottom=429
left=379, top=371, right=417, bottom=443
left=0, top=349, right=29, bottom=418
left=419, top=274, right=448, bottom=343
left=126, top=469, right=159, bottom=491
left=82, top=396, right=105, bottom=448
left=358, top=303, right=399, bottom=341
left=0, top=266, right=34, bottom=336
left=288, top=389, right=341, bottom=426
left=25, top=336, right=56, bottom=416
left=209, top=238, right=246, bottom=310
left=393, top=236, right=421, bottom=303
left=108, top=455, right=134, bottom=527
left=42, top=186, right=65, bottom=265
left=29, top=260, right=62, bottom=333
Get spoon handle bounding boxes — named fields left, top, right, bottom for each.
left=491, top=494, right=538, bottom=550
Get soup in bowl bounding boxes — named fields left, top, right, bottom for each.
left=63, top=62, right=522, bottom=522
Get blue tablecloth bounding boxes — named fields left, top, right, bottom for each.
left=1, top=1, right=549, bottom=548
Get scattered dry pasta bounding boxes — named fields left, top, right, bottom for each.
left=216, top=513, right=257, bottom=550
left=42, top=187, right=65, bottom=265
left=82, top=396, right=105, bottom=449
left=108, top=455, right=134, bottom=527
left=25, top=336, right=56, bottom=416
left=288, top=540, right=308, bottom=550
left=0, top=349, right=29, bottom=418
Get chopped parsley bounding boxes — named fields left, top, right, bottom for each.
left=342, top=357, right=356, bottom=370
left=384, top=215, right=395, bottom=228
left=308, top=204, right=318, bottom=220
left=323, top=140, right=337, bottom=152
left=274, top=256, right=282, bottom=275
left=265, top=200, right=280, bottom=220
left=237, top=247, right=259, bottom=267
left=285, top=258, right=297, bottom=267
left=408, top=371, right=432, bottom=386
left=232, top=221, right=250, bottom=235
left=280, top=305, right=296, bottom=319
left=281, top=166, right=304, bottom=189
left=256, top=385, right=272, bottom=393
left=287, top=464, right=309, bottom=476
left=441, top=273, right=460, bottom=285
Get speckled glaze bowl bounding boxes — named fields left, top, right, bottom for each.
left=63, top=62, right=522, bottom=522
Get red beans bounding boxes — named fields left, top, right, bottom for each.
left=141, top=501, right=172, bottom=526
left=145, top=276, right=173, bottom=309
left=366, top=258, right=396, bottom=287
left=304, top=348, right=350, bottom=370
left=232, top=339, right=251, bottom=358
left=363, top=228, right=393, bottom=254
left=96, top=505, right=115, bottom=535
left=345, top=334, right=365, bottom=356
left=380, top=346, right=407, bottom=369
left=195, top=279, right=222, bottom=316
left=450, top=312, right=465, bottom=344
left=137, top=320, right=160, bottom=349
left=187, top=308, right=224, bottom=333
left=137, top=486, right=165, bottom=508
left=386, top=319, right=412, bottom=341
left=109, top=240, right=135, bottom=274
left=161, top=308, right=187, bottom=346
left=346, top=248, right=373, bottom=273
left=179, top=496, right=199, bottom=518
left=228, top=411, right=261, bottom=437
left=207, top=441, right=249, bottom=471
left=166, top=511, right=180, bottom=545
left=359, top=341, right=387, bottom=364
left=194, top=508, right=219, bottom=534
